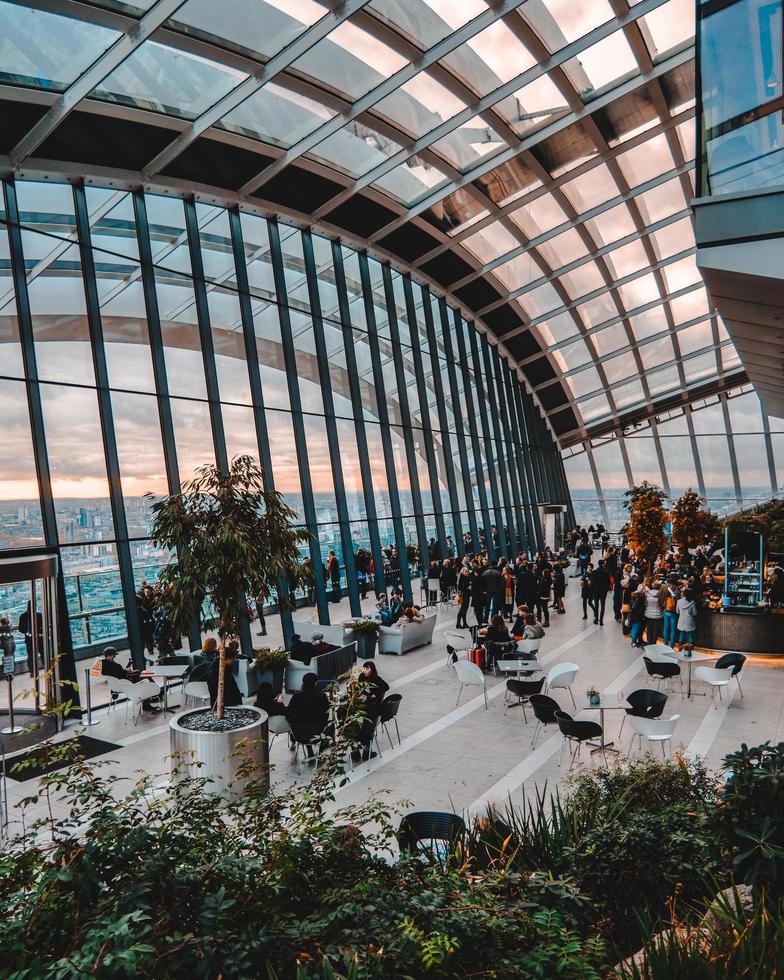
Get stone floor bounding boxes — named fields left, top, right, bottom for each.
left=3, top=595, right=783, bottom=835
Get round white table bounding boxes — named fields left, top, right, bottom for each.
left=143, top=663, right=189, bottom=714
left=577, top=696, right=627, bottom=753
left=671, top=649, right=717, bottom=698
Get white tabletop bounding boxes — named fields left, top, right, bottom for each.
left=671, top=649, right=716, bottom=664
left=497, top=659, right=541, bottom=673
left=145, top=664, right=189, bottom=678
left=578, top=696, right=628, bottom=710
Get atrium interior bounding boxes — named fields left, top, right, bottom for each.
left=0, top=0, right=783, bottom=975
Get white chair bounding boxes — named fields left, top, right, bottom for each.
left=105, top=676, right=162, bottom=725
left=444, top=630, right=471, bottom=669
left=453, top=660, right=487, bottom=710
left=267, top=714, right=291, bottom=749
left=426, top=578, right=441, bottom=607
left=545, top=662, right=580, bottom=708
left=694, top=665, right=736, bottom=708
left=628, top=714, right=680, bottom=757
left=517, top=638, right=542, bottom=656
left=183, top=678, right=211, bottom=708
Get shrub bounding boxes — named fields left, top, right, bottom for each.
left=712, top=741, right=784, bottom=895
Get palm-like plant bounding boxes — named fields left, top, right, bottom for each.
left=148, top=455, right=312, bottom=720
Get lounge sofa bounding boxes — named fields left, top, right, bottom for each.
left=378, top=612, right=437, bottom=656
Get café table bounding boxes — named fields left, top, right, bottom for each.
left=143, top=663, right=189, bottom=714
left=496, top=657, right=542, bottom=678
left=576, top=694, right=627, bottom=754
left=671, top=648, right=717, bottom=699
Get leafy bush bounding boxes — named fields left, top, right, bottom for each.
left=712, top=741, right=784, bottom=894
left=254, top=647, right=290, bottom=670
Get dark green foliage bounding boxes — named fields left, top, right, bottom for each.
left=0, top=743, right=777, bottom=978
left=712, top=741, right=784, bottom=894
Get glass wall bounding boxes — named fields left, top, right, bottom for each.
left=0, top=178, right=569, bottom=657
left=698, top=0, right=784, bottom=196
left=563, top=383, right=782, bottom=529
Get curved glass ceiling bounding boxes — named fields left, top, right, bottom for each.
left=0, top=0, right=743, bottom=450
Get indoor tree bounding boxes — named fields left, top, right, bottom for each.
left=147, top=455, right=312, bottom=720
left=671, top=489, right=719, bottom=549
left=624, top=481, right=668, bottom=566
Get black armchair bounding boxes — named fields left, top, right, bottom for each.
left=528, top=694, right=560, bottom=747
left=555, top=709, right=605, bottom=769
left=619, top=688, right=667, bottom=739
left=504, top=676, right=545, bottom=721
left=398, top=811, right=465, bottom=858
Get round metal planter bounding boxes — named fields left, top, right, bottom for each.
left=169, top=706, right=269, bottom=799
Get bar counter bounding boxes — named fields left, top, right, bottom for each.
left=695, top=608, right=783, bottom=655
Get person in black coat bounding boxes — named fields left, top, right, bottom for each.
left=17, top=601, right=43, bottom=675
left=286, top=672, right=330, bottom=757
left=206, top=644, right=243, bottom=708
left=136, top=587, right=155, bottom=658
left=289, top=633, right=314, bottom=665
left=590, top=560, right=612, bottom=626
left=516, top=563, right=538, bottom=612
left=553, top=565, right=566, bottom=614
left=455, top=565, right=471, bottom=629
left=100, top=646, right=160, bottom=712
left=481, top=563, right=503, bottom=620
left=471, top=568, right=487, bottom=626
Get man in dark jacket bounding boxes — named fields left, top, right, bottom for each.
left=100, top=646, right=160, bottom=712
left=286, top=672, right=329, bottom=757
left=516, top=562, right=538, bottom=612
left=481, top=562, right=504, bottom=620
left=590, top=560, right=612, bottom=626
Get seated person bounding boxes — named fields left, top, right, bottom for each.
left=206, top=642, right=243, bottom=708
left=254, top=680, right=287, bottom=717
left=348, top=661, right=389, bottom=762
left=522, top=613, right=545, bottom=640
left=285, top=672, right=330, bottom=756
left=484, top=613, right=510, bottom=645
left=400, top=604, right=424, bottom=624
left=378, top=591, right=403, bottom=626
left=200, top=636, right=219, bottom=661
left=289, top=633, right=314, bottom=665
left=100, top=646, right=160, bottom=713
left=308, top=631, right=336, bottom=656
left=510, top=604, right=529, bottom=636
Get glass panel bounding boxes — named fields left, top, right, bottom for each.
left=432, top=120, right=507, bottom=172
left=94, top=41, right=248, bottom=120
left=526, top=0, right=614, bottom=48
left=170, top=0, right=326, bottom=61
left=222, top=402, right=259, bottom=463
left=292, top=21, right=408, bottom=101
left=440, top=19, right=536, bottom=95
left=624, top=436, right=663, bottom=485
left=563, top=31, right=638, bottom=98
left=219, top=82, right=335, bottom=148
left=111, top=390, right=168, bottom=539
left=372, top=159, right=450, bottom=204
left=170, top=398, right=215, bottom=483
left=368, top=0, right=487, bottom=48
left=641, top=0, right=694, bottom=59
left=375, top=71, right=465, bottom=136
left=0, top=378, right=44, bottom=548
left=154, top=269, right=208, bottom=399
left=493, top=252, right=541, bottom=291
left=561, top=163, right=619, bottom=212
left=266, top=409, right=302, bottom=518
left=583, top=203, right=637, bottom=246
left=659, top=434, right=699, bottom=492
left=0, top=225, right=26, bottom=380
left=0, top=2, right=119, bottom=91
left=312, top=123, right=403, bottom=178
left=650, top=216, right=694, bottom=260
left=39, top=383, right=116, bottom=543
left=617, top=134, right=676, bottom=186
left=495, top=74, right=570, bottom=139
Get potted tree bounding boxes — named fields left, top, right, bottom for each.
left=253, top=647, right=289, bottom=694
left=148, top=455, right=311, bottom=797
left=349, top=619, right=380, bottom=660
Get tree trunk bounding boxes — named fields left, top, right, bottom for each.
left=216, top=628, right=226, bottom=721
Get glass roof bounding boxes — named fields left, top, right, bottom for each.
left=1, top=0, right=744, bottom=458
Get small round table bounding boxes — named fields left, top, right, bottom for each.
left=577, top=695, right=627, bottom=754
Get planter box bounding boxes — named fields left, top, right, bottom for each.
left=254, top=666, right=285, bottom=694
left=354, top=632, right=377, bottom=660
left=170, top=706, right=269, bottom=799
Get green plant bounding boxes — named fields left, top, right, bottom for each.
left=712, top=741, right=784, bottom=895
left=254, top=647, right=290, bottom=670
left=148, top=454, right=311, bottom=719
left=586, top=686, right=600, bottom=700
left=349, top=619, right=380, bottom=637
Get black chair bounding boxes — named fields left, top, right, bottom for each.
left=379, top=693, right=402, bottom=746
left=619, top=688, right=667, bottom=739
left=715, top=653, right=746, bottom=697
left=398, top=811, right=466, bottom=858
left=554, top=709, right=606, bottom=769
left=289, top=720, right=328, bottom=771
left=504, top=676, right=545, bottom=721
left=316, top=678, right=338, bottom=693
left=487, top=639, right=516, bottom=674
left=529, top=694, right=560, bottom=747
left=158, top=654, right=193, bottom=666
left=643, top=655, right=682, bottom=695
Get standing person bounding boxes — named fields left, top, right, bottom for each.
left=661, top=577, right=679, bottom=648
left=643, top=577, right=664, bottom=645
left=536, top=566, right=552, bottom=627
left=576, top=539, right=592, bottom=575
left=326, top=550, right=341, bottom=604
left=455, top=564, right=471, bottom=629
left=553, top=563, right=566, bottom=615
left=517, top=561, right=538, bottom=613
left=580, top=563, right=594, bottom=620
left=17, top=601, right=43, bottom=676
left=136, top=587, right=155, bottom=661
left=471, top=566, right=487, bottom=626
left=676, top=588, right=698, bottom=647
left=628, top=586, right=647, bottom=648
left=440, top=558, right=456, bottom=602
left=254, top=588, right=268, bottom=637
left=445, top=536, right=455, bottom=558
left=388, top=545, right=401, bottom=588
left=502, top=565, right=516, bottom=621
left=590, top=559, right=612, bottom=626
left=481, top=561, right=503, bottom=620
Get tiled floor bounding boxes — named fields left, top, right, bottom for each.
left=3, top=597, right=783, bottom=834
